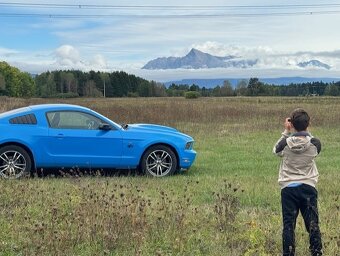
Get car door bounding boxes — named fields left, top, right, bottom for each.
left=45, top=110, right=123, bottom=168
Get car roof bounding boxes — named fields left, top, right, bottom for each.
left=28, top=104, right=91, bottom=112
left=0, top=104, right=91, bottom=119
left=0, top=106, right=31, bottom=119
left=0, top=103, right=120, bottom=128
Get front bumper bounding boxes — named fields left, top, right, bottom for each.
left=179, top=149, right=196, bottom=169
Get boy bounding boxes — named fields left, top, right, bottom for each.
left=273, top=108, right=322, bottom=256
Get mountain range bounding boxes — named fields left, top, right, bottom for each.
left=297, top=60, right=331, bottom=70
left=142, top=48, right=331, bottom=70
left=142, top=48, right=257, bottom=69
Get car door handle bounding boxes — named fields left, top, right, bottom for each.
left=56, top=133, right=64, bottom=138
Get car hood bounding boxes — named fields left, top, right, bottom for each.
left=127, top=123, right=178, bottom=133
left=125, top=124, right=194, bottom=141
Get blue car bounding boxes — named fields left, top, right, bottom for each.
left=0, top=104, right=196, bottom=179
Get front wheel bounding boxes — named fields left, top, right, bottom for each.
left=141, top=145, right=177, bottom=177
left=0, top=145, right=32, bottom=179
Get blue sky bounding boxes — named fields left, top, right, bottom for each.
left=1, top=0, right=340, bottom=81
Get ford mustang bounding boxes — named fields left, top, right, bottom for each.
left=0, top=104, right=196, bottom=179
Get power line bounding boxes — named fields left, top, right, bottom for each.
left=1, top=2, right=340, bottom=19
left=1, top=10, right=340, bottom=19
left=1, top=2, right=340, bottom=10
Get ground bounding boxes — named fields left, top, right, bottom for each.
left=0, top=96, right=339, bottom=255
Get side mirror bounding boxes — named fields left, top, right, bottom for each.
left=99, top=123, right=112, bottom=131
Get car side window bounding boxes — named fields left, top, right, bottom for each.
left=47, top=111, right=103, bottom=130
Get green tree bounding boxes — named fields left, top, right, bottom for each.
left=83, top=80, right=102, bottom=97
left=63, top=72, right=78, bottom=93
left=200, top=86, right=210, bottom=97
left=138, top=81, right=151, bottom=97
left=212, top=86, right=221, bottom=97
left=247, top=78, right=264, bottom=96
left=235, top=79, right=248, bottom=96
left=35, top=72, right=57, bottom=97
left=0, top=73, right=6, bottom=95
left=150, top=81, right=166, bottom=97
left=324, top=84, right=339, bottom=96
left=220, top=80, right=234, bottom=96
left=45, top=73, right=57, bottom=97
left=18, top=72, right=35, bottom=97
left=189, top=84, right=200, bottom=91
left=0, top=61, right=35, bottom=97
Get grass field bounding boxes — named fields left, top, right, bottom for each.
left=0, top=96, right=339, bottom=255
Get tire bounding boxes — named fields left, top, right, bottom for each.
left=0, top=145, right=32, bottom=179
left=141, top=145, right=177, bottom=177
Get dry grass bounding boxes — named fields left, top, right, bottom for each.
left=0, top=178, right=250, bottom=255
left=2, top=96, right=340, bottom=129
left=0, top=96, right=339, bottom=255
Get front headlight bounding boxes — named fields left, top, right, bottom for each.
left=185, top=141, right=194, bottom=150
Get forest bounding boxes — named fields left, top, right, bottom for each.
left=1, top=61, right=340, bottom=98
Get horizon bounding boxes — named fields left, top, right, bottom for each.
left=28, top=70, right=340, bottom=87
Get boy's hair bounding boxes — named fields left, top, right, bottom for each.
left=290, top=108, right=310, bottom=131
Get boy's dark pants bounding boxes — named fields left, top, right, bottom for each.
left=281, top=184, right=322, bottom=256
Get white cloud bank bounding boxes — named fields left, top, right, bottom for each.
left=1, top=44, right=109, bottom=74
left=192, top=41, right=274, bottom=58
left=188, top=41, right=340, bottom=71
left=2, top=42, right=340, bottom=82
left=53, top=45, right=108, bottom=70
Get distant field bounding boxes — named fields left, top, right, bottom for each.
left=0, top=96, right=339, bottom=255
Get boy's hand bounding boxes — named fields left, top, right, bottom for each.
left=284, top=118, right=292, bottom=132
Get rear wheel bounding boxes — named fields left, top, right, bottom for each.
left=0, top=145, right=32, bottom=179
left=141, top=145, right=177, bottom=177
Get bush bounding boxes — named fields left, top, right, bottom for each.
left=184, top=91, right=200, bottom=99
left=54, top=92, right=79, bottom=98
left=127, top=92, right=139, bottom=97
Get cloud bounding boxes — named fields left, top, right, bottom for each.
left=177, top=41, right=340, bottom=71
left=3, top=41, right=340, bottom=82
left=91, top=54, right=107, bottom=69
left=293, top=50, right=340, bottom=59
left=51, top=44, right=109, bottom=71
left=54, top=45, right=81, bottom=66
left=0, top=47, right=19, bottom=57
left=2, top=44, right=108, bottom=73
left=191, top=41, right=275, bottom=58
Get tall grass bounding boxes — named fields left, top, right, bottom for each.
left=0, top=96, right=339, bottom=255
left=2, top=96, right=340, bottom=129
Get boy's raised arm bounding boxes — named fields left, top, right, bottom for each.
left=273, top=130, right=290, bottom=156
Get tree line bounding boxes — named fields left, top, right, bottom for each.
left=1, top=61, right=340, bottom=98
left=0, top=61, right=166, bottom=98
left=168, top=78, right=340, bottom=97
left=34, top=70, right=166, bottom=98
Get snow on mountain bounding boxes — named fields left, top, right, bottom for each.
left=142, top=48, right=332, bottom=71
left=142, top=48, right=256, bottom=69
left=297, top=60, right=331, bottom=70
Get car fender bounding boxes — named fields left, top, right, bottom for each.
left=137, top=138, right=181, bottom=163
left=0, top=138, right=37, bottom=169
